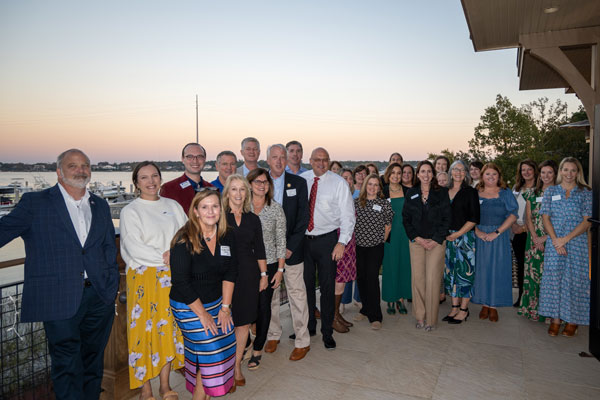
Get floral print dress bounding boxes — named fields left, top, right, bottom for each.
left=518, top=188, right=546, bottom=321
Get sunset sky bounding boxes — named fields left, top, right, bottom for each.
left=0, top=0, right=583, bottom=163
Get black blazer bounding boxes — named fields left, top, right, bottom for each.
left=402, top=185, right=451, bottom=244
left=281, top=172, right=309, bottom=265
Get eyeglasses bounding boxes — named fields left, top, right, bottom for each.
left=185, top=154, right=206, bottom=161
left=196, top=186, right=219, bottom=193
left=252, top=179, right=269, bottom=186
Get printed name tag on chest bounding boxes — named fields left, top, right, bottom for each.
left=479, top=200, right=483, bottom=204
left=286, top=188, right=297, bottom=197
left=180, top=181, right=191, bottom=189
left=552, top=195, right=561, bottom=201
left=411, top=194, right=419, bottom=199
left=220, top=246, right=231, bottom=256
left=536, top=197, right=543, bottom=203
left=372, top=204, right=382, bottom=212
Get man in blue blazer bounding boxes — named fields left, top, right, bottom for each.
left=263, top=144, right=311, bottom=361
left=0, top=149, right=119, bottom=400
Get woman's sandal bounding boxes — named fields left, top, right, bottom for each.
left=442, top=305, right=460, bottom=322
left=247, top=354, right=261, bottom=371
left=160, top=390, right=179, bottom=400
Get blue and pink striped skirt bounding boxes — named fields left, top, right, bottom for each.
left=170, top=298, right=236, bottom=397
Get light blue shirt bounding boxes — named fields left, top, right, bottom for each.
left=285, top=165, right=308, bottom=175
left=271, top=172, right=285, bottom=205
left=242, top=164, right=251, bottom=177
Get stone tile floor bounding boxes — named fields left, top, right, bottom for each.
left=138, top=294, right=600, bottom=400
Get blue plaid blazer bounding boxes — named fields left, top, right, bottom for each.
left=0, top=184, right=119, bottom=322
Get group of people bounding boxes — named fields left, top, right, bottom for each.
left=0, top=142, right=592, bottom=400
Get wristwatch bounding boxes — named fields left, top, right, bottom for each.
left=277, top=268, right=285, bottom=273
left=260, top=271, right=267, bottom=277
left=494, top=229, right=500, bottom=235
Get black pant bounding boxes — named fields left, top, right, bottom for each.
left=304, top=230, right=337, bottom=337
left=254, top=262, right=278, bottom=351
left=356, top=243, right=384, bottom=323
left=44, top=284, right=114, bottom=400
left=512, top=232, right=527, bottom=296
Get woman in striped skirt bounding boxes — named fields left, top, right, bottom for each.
left=169, top=190, right=238, bottom=399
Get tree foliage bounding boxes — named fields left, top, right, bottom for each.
left=431, top=94, right=589, bottom=185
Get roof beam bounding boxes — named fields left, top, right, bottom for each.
left=520, top=27, right=600, bottom=49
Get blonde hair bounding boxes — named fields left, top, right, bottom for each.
left=171, top=190, right=228, bottom=254
left=357, top=174, right=383, bottom=208
left=222, top=174, right=251, bottom=213
left=556, top=157, right=590, bottom=190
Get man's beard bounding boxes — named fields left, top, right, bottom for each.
left=60, top=170, right=90, bottom=189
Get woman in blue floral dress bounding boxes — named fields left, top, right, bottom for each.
left=539, top=157, right=592, bottom=337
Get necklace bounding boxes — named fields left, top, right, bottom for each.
left=389, top=185, right=402, bottom=193
left=204, top=228, right=217, bottom=242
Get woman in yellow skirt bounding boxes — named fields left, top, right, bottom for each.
left=120, top=161, right=187, bottom=400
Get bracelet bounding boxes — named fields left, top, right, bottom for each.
left=220, top=308, right=231, bottom=315
left=221, top=304, right=230, bottom=309
left=277, top=268, right=285, bottom=273
left=494, top=229, right=500, bottom=235
left=260, top=271, right=267, bottom=277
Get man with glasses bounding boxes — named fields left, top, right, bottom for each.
left=160, top=142, right=214, bottom=212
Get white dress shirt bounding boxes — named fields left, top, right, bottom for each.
left=271, top=172, right=285, bottom=205
left=300, top=170, right=355, bottom=244
left=58, top=183, right=92, bottom=247
left=58, top=183, right=92, bottom=279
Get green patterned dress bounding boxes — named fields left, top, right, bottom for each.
left=518, top=188, right=547, bottom=321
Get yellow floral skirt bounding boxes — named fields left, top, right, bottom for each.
left=127, top=265, right=185, bottom=389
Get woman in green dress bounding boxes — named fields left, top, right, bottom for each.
left=518, top=160, right=557, bottom=321
left=382, top=163, right=412, bottom=315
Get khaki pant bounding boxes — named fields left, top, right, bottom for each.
left=267, top=262, right=310, bottom=348
left=409, top=241, right=446, bottom=326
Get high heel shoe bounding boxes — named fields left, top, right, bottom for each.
left=386, top=302, right=396, bottom=315
left=396, top=300, right=407, bottom=315
left=448, top=307, right=469, bottom=324
left=442, top=305, right=459, bottom=322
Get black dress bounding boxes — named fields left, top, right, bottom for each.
left=227, top=212, right=267, bottom=326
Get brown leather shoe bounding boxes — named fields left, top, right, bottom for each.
left=333, top=317, right=349, bottom=333
left=289, top=346, right=310, bottom=361
left=264, top=340, right=280, bottom=353
left=561, top=323, right=578, bottom=337
left=548, top=322, right=561, bottom=337
left=488, top=308, right=498, bottom=322
left=479, top=306, right=489, bottom=320
left=315, top=308, right=321, bottom=319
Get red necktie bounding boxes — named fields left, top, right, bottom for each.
left=307, top=176, right=319, bottom=232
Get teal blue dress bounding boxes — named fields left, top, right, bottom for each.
left=382, top=197, right=412, bottom=301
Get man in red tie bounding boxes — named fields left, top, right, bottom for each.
left=300, top=148, right=355, bottom=349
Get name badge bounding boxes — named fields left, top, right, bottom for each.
left=479, top=200, right=483, bottom=205
left=372, top=204, right=382, bottom=212
left=180, top=181, right=191, bottom=189
left=536, top=197, right=543, bottom=203
left=513, top=191, right=519, bottom=196
left=387, top=198, right=391, bottom=202
left=286, top=188, right=297, bottom=197
left=411, top=194, right=419, bottom=199
left=220, top=246, right=231, bottom=257
left=552, top=195, right=561, bottom=201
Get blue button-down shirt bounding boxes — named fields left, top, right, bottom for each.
left=270, top=172, right=285, bottom=205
